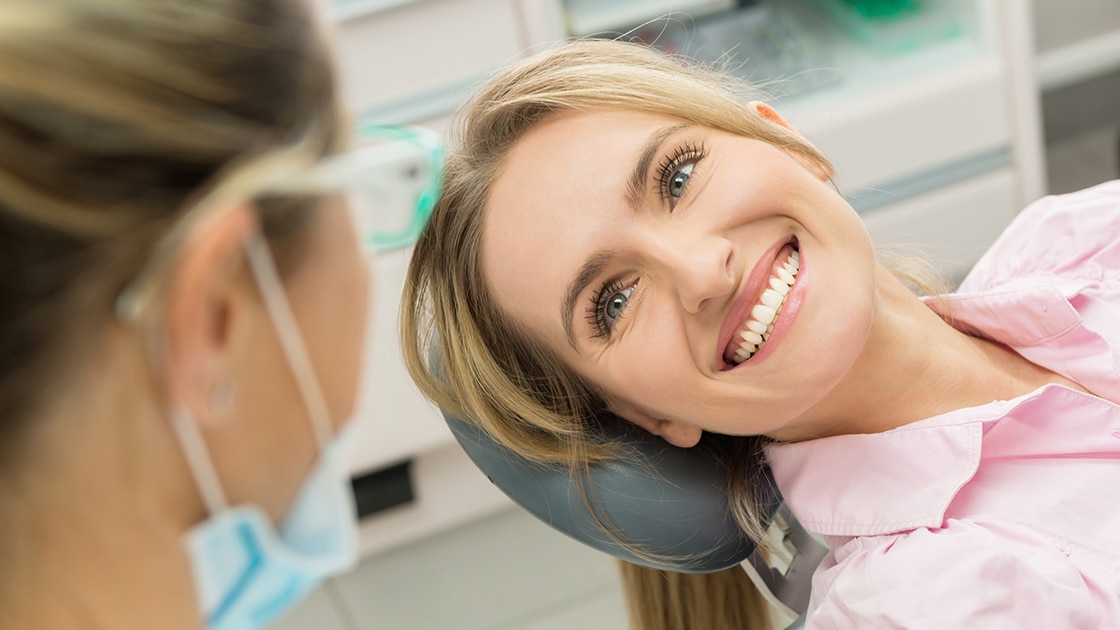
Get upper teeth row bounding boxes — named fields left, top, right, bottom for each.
left=731, top=249, right=800, bottom=364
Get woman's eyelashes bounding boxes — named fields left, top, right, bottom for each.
left=587, top=278, right=638, bottom=340
left=582, top=140, right=707, bottom=341
left=655, top=141, right=707, bottom=209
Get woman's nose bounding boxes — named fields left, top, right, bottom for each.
left=652, top=233, right=735, bottom=314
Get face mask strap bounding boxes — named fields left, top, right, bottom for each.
left=170, top=406, right=230, bottom=516
left=171, top=229, right=337, bottom=521
left=242, top=231, right=334, bottom=451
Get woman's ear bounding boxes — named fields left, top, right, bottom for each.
left=607, top=399, right=703, bottom=449
left=749, top=100, right=833, bottom=181
left=161, top=205, right=259, bottom=423
left=748, top=101, right=797, bottom=133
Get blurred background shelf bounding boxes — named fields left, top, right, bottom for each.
left=329, top=0, right=425, bottom=22
left=560, top=0, right=735, bottom=36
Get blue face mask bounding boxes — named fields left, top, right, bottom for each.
left=181, top=422, right=359, bottom=630
left=169, top=233, right=364, bottom=630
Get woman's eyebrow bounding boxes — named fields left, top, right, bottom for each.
left=562, top=249, right=615, bottom=352
left=561, top=124, right=692, bottom=352
left=625, top=123, right=691, bottom=210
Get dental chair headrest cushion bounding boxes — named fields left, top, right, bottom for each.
left=442, top=409, right=781, bottom=573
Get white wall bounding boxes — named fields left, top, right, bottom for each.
left=1031, top=0, right=1120, bottom=52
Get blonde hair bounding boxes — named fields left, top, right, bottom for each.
left=618, top=561, right=771, bottom=630
left=402, top=39, right=832, bottom=547
left=0, top=0, right=340, bottom=461
left=401, top=40, right=838, bottom=629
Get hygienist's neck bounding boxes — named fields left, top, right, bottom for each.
left=0, top=332, right=206, bottom=630
left=768, top=265, right=1079, bottom=442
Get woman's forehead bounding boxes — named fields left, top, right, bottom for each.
left=517, top=107, right=686, bottom=146
left=494, top=108, right=686, bottom=203
left=480, top=111, right=667, bottom=341
left=494, top=109, right=689, bottom=198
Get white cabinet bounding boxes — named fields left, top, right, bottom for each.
left=326, top=0, right=537, bottom=126
left=329, top=0, right=1046, bottom=556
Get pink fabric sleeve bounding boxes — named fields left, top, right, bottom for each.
left=806, top=521, right=1101, bottom=629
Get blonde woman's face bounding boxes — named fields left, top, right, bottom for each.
left=482, top=109, right=877, bottom=445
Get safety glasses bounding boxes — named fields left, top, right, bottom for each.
left=274, top=122, right=444, bottom=252
left=116, top=122, right=444, bottom=324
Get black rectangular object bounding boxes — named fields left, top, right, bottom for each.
left=351, top=460, right=415, bottom=519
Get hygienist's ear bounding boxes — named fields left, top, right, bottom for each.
left=161, top=204, right=259, bottom=424
left=608, top=400, right=703, bottom=449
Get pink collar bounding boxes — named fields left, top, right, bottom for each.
left=767, top=280, right=1120, bottom=537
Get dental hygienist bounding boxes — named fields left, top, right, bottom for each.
left=0, top=1, right=439, bottom=629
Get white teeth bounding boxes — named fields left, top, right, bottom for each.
left=741, top=330, right=763, bottom=345
left=726, top=247, right=801, bottom=365
left=751, top=304, right=777, bottom=325
left=759, top=288, right=782, bottom=309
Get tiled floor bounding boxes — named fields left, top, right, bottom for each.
left=268, top=122, right=1120, bottom=630
left=270, top=506, right=629, bottom=630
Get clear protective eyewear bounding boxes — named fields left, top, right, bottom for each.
left=116, top=122, right=443, bottom=324
left=287, top=122, right=444, bottom=253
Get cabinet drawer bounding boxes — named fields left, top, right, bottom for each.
left=790, top=54, right=1010, bottom=194
left=332, top=0, right=526, bottom=118
left=862, top=167, right=1017, bottom=279
left=347, top=247, right=453, bottom=476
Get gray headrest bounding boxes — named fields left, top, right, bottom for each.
left=442, top=410, right=781, bottom=573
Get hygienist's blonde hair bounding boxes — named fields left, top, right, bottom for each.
left=0, top=0, right=340, bottom=462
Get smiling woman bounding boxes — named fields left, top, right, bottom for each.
left=481, top=106, right=881, bottom=447
left=402, top=39, right=1120, bottom=628
left=401, top=39, right=833, bottom=546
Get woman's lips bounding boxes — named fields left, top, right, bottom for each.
left=716, top=239, right=801, bottom=370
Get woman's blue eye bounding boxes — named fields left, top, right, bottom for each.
left=605, top=288, right=631, bottom=319
left=590, top=281, right=636, bottom=339
left=656, top=142, right=705, bottom=207
left=667, top=163, right=694, bottom=200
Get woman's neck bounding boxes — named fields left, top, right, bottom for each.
left=1, top=502, right=200, bottom=630
left=781, top=266, right=1081, bottom=441
left=0, top=360, right=204, bottom=629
